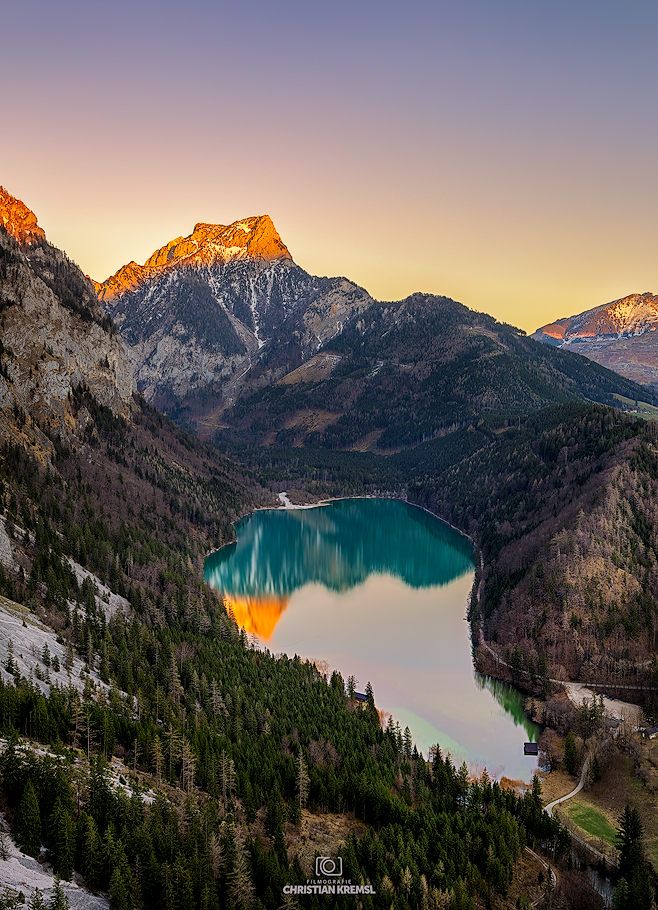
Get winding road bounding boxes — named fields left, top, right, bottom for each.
left=544, top=756, right=590, bottom=815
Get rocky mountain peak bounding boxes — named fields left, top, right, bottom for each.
left=0, top=186, right=46, bottom=245
left=532, top=292, right=658, bottom=388
left=534, top=291, right=658, bottom=343
left=96, top=214, right=291, bottom=302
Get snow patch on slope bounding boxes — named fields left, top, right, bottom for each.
left=0, top=814, right=109, bottom=910
left=0, top=517, right=16, bottom=572
left=0, top=595, right=111, bottom=699
left=66, top=559, right=130, bottom=619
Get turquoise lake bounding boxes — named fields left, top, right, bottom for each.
left=204, top=497, right=540, bottom=781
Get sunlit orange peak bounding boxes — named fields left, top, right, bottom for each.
left=0, top=186, right=46, bottom=246
left=96, top=215, right=292, bottom=302
left=223, top=594, right=289, bottom=640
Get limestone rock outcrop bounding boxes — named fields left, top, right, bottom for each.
left=0, top=186, right=46, bottom=245
left=94, top=216, right=374, bottom=433
left=0, top=190, right=134, bottom=454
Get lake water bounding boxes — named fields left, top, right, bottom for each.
left=204, top=498, right=540, bottom=781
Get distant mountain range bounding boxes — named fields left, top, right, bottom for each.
left=2, top=185, right=654, bottom=457
left=4, top=184, right=658, bottom=703
left=89, top=211, right=655, bottom=449
left=532, top=292, right=658, bottom=389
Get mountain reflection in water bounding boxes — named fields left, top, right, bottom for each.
left=203, top=498, right=541, bottom=779
left=204, top=498, right=474, bottom=639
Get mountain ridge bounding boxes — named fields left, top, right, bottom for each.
left=95, top=215, right=657, bottom=446
left=532, top=292, right=658, bottom=388
left=94, top=212, right=375, bottom=423
left=94, top=214, right=292, bottom=301
left=0, top=192, right=134, bottom=457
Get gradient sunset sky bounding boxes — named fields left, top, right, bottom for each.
left=3, top=0, right=657, bottom=333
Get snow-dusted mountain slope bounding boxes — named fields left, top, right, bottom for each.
left=532, top=292, right=658, bottom=388
left=93, top=216, right=374, bottom=431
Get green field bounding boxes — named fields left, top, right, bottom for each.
left=566, top=801, right=618, bottom=846
left=613, top=393, right=658, bottom=419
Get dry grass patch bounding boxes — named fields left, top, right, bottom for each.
left=572, top=745, right=658, bottom=871
left=287, top=810, right=367, bottom=876
left=540, top=767, right=573, bottom=806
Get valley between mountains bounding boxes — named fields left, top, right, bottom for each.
left=0, top=184, right=657, bottom=909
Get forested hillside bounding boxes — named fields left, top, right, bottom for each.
left=229, top=404, right=658, bottom=702
left=0, top=385, right=582, bottom=910
left=404, top=406, right=658, bottom=695
left=219, top=294, right=653, bottom=451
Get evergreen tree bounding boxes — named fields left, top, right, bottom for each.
left=47, top=798, right=74, bottom=880
left=14, top=780, right=41, bottom=856
left=28, top=889, right=47, bottom=910
left=109, top=867, right=132, bottom=910
left=563, top=730, right=577, bottom=775
left=295, top=753, right=309, bottom=809
left=229, top=831, right=255, bottom=908
left=5, top=638, right=16, bottom=675
left=265, top=788, right=284, bottom=840
left=77, top=812, right=101, bottom=891
left=48, top=878, right=69, bottom=910
left=615, top=805, right=652, bottom=910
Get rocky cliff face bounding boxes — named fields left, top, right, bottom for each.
left=0, top=186, right=46, bottom=245
left=0, top=190, right=134, bottom=455
left=532, top=292, right=658, bottom=388
left=94, top=216, right=374, bottom=432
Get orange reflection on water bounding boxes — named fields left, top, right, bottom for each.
left=223, top=594, right=289, bottom=639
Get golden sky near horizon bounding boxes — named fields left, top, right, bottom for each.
left=3, top=1, right=657, bottom=334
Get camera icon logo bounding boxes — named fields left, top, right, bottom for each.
left=316, top=856, right=342, bottom=877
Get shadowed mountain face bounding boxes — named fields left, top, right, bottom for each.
left=532, top=292, right=658, bottom=389
left=220, top=293, right=654, bottom=451
left=0, top=189, right=134, bottom=449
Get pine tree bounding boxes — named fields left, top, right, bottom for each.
left=220, top=750, right=235, bottom=807
left=5, top=638, right=16, bottom=674
left=165, top=724, right=181, bottom=780
left=108, top=867, right=131, bottom=910
left=78, top=812, right=101, bottom=892
left=364, top=681, right=380, bottom=729
left=563, top=730, right=577, bottom=775
left=28, top=889, right=47, bottom=910
left=14, top=780, right=41, bottom=856
left=265, top=788, right=284, bottom=840
left=152, top=736, right=164, bottom=785
left=48, top=878, right=69, bottom=910
left=47, top=798, right=74, bottom=880
left=208, top=833, right=225, bottom=879
left=180, top=739, right=196, bottom=793
left=614, top=804, right=652, bottom=909
left=296, top=753, right=309, bottom=809
left=229, top=831, right=255, bottom=908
